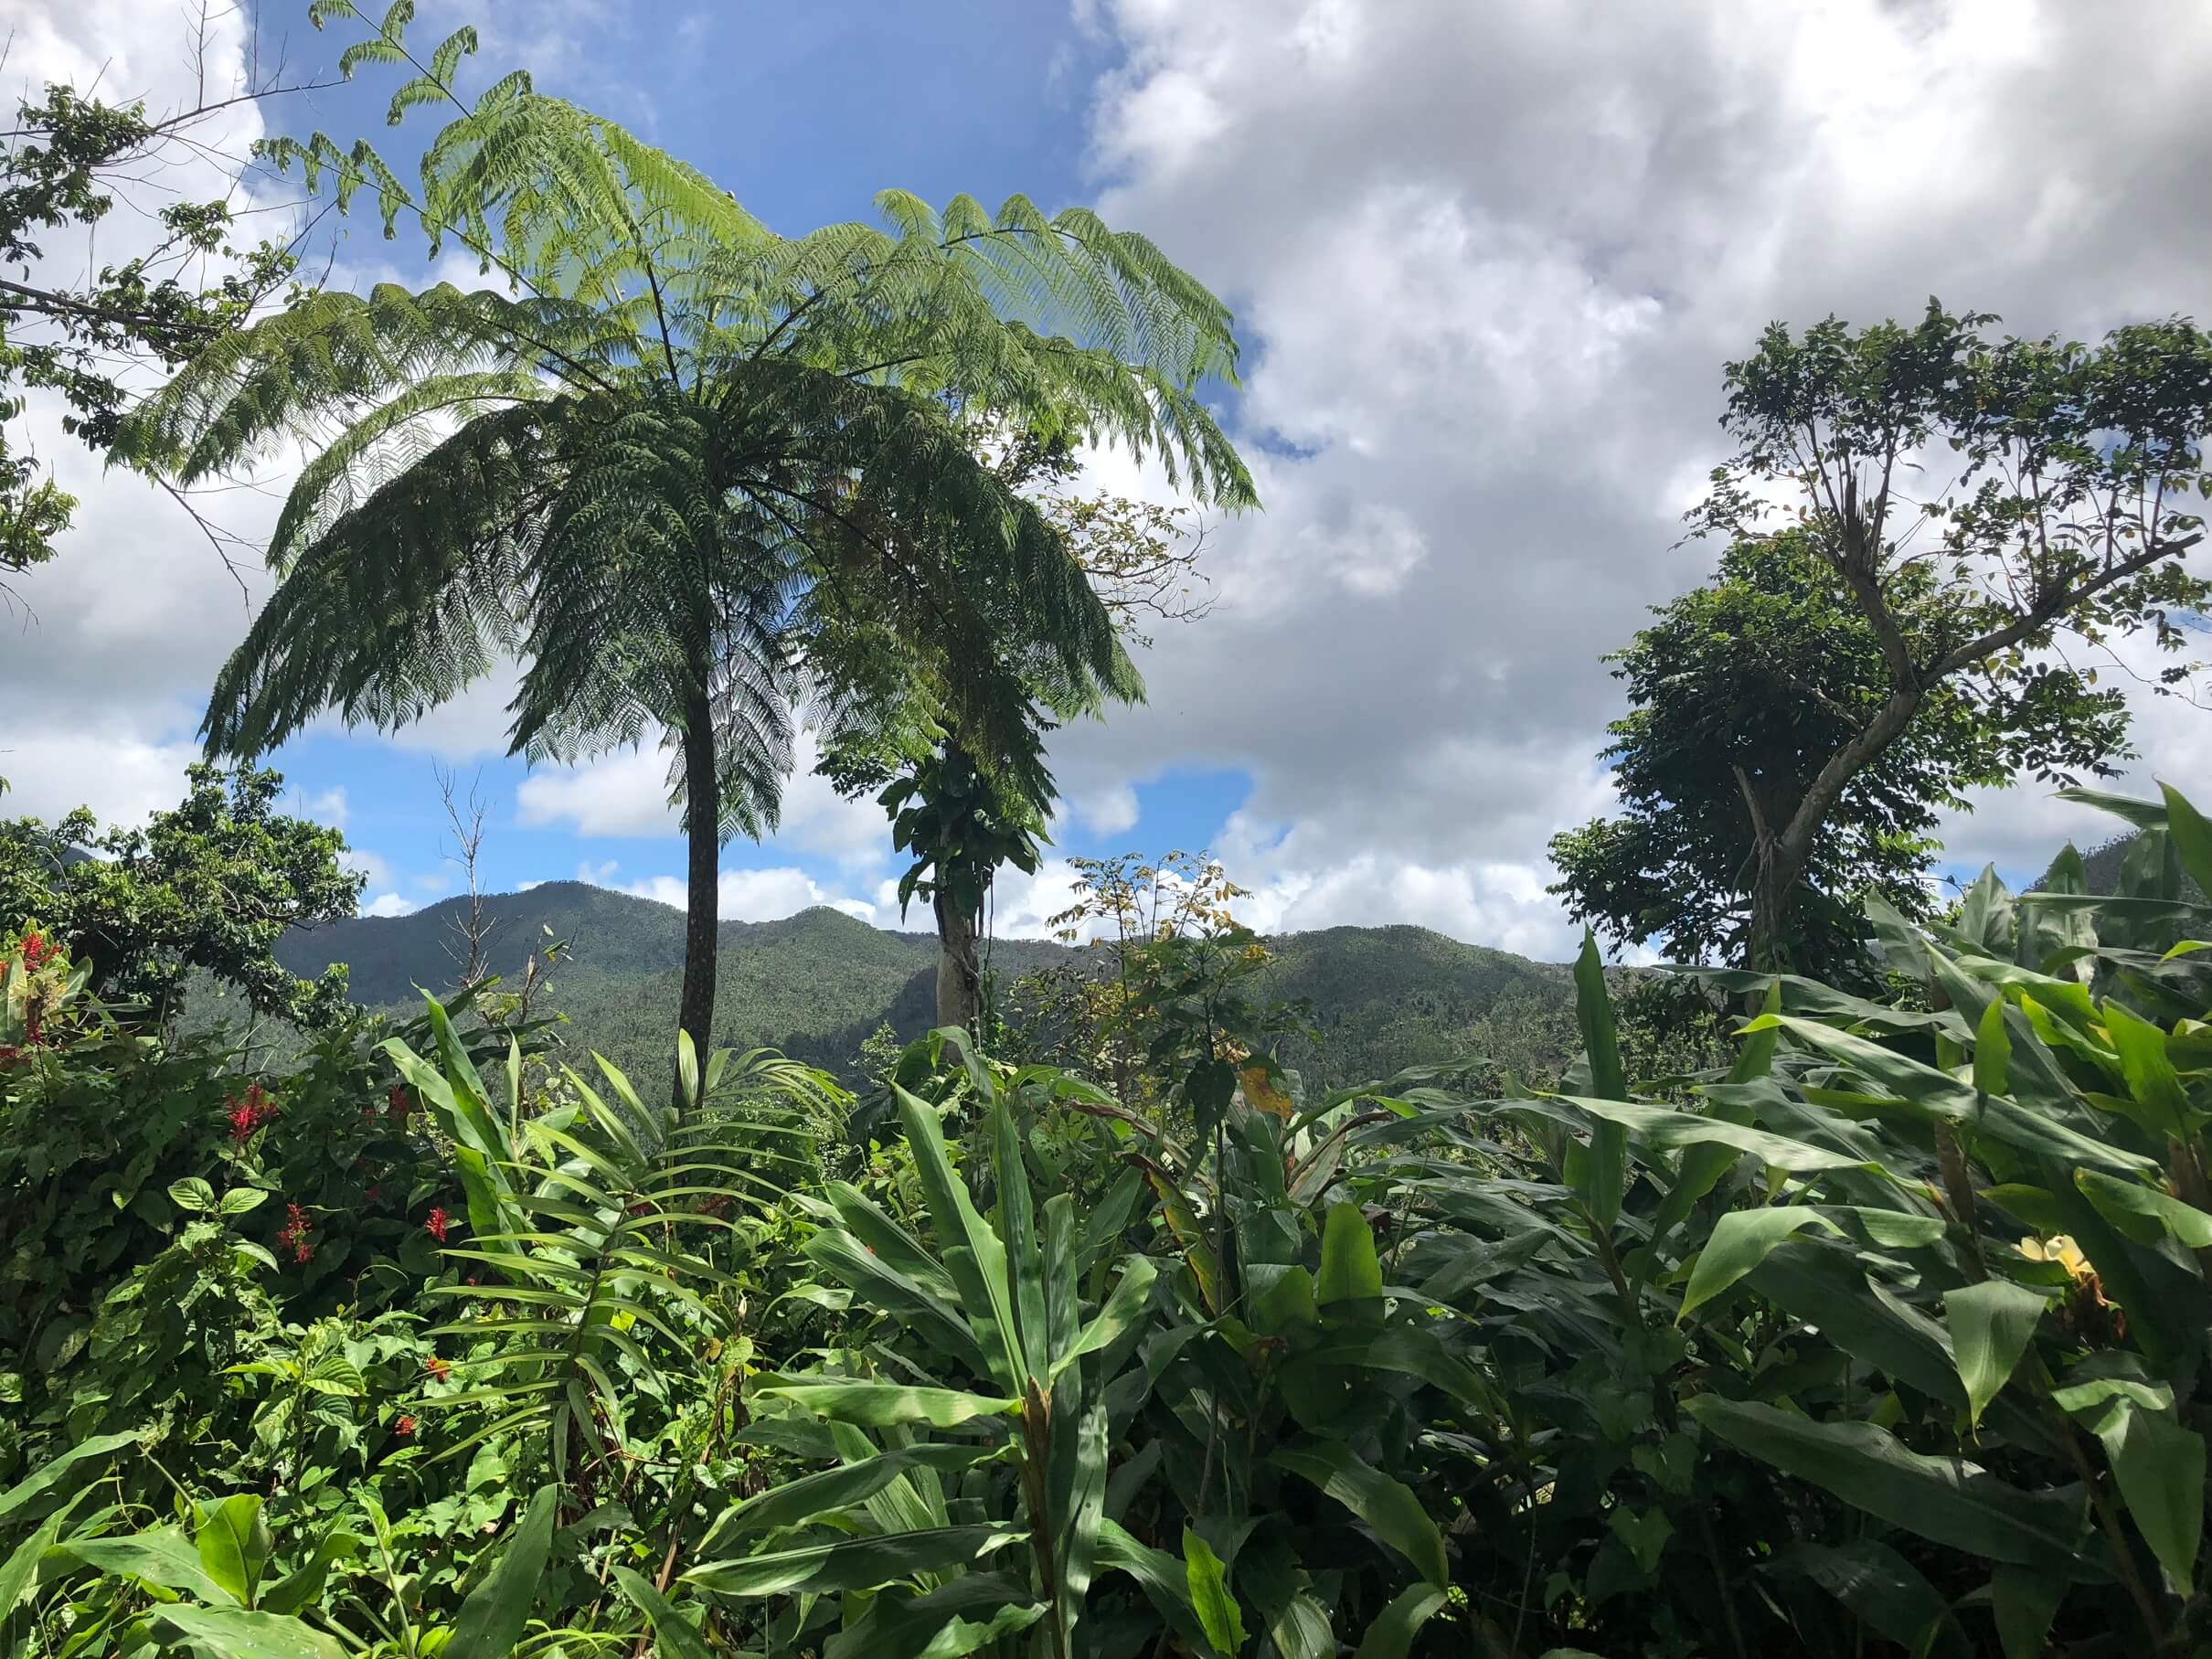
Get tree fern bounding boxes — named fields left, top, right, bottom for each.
left=120, top=4, right=1257, bottom=1084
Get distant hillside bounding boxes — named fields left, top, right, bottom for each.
left=268, top=883, right=1578, bottom=1093
left=2038, top=833, right=2203, bottom=901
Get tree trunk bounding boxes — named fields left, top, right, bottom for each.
left=1746, top=835, right=1807, bottom=975
left=675, top=691, right=719, bottom=1114
left=933, top=888, right=982, bottom=1035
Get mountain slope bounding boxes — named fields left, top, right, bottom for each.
left=271, top=884, right=1577, bottom=1091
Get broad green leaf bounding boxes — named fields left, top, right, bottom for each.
left=686, top=1525, right=1021, bottom=1597
left=443, top=1484, right=555, bottom=1659
left=894, top=1085, right=1022, bottom=1389
left=68, top=1526, right=235, bottom=1604
left=1685, top=1397, right=2084, bottom=1566
left=2161, top=782, right=2212, bottom=899
left=2075, top=1168, right=2212, bottom=1247
left=1990, top=1565, right=2068, bottom=1659
left=1271, top=1442, right=1447, bottom=1588
left=0, top=1431, right=136, bottom=1523
left=1095, top=1518, right=1224, bottom=1658
left=219, top=1186, right=269, bottom=1216
left=612, top=1569, right=712, bottom=1659
left=757, top=1380, right=1021, bottom=1428
left=821, top=1575, right=1044, bottom=1659
left=700, top=1444, right=1007, bottom=1554
left=1943, top=1280, right=2049, bottom=1429
left=1973, top=995, right=2010, bottom=1096
left=260, top=1530, right=358, bottom=1618
left=1182, top=1526, right=1247, bottom=1654
left=149, top=1604, right=346, bottom=1659
left=1051, top=1255, right=1158, bottom=1382
left=1678, top=1207, right=1840, bottom=1320
left=1781, top=1541, right=1953, bottom=1654
left=0, top=1509, right=69, bottom=1622
left=2091, top=1399, right=2205, bottom=1594
left=1543, top=1095, right=1872, bottom=1174
left=2102, top=1001, right=2194, bottom=1136
left=1352, top=1582, right=1448, bottom=1659
left=1316, top=1202, right=1383, bottom=1309
left=168, top=1177, right=215, bottom=1212
left=1573, top=931, right=1628, bottom=1231
left=196, top=1494, right=272, bottom=1610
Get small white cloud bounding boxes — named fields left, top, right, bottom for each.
left=362, top=892, right=418, bottom=919
left=578, top=858, right=622, bottom=886
left=411, top=873, right=453, bottom=896
left=1073, top=782, right=1142, bottom=837
left=518, top=879, right=547, bottom=892
left=619, top=866, right=884, bottom=925
left=343, top=847, right=399, bottom=891
left=306, top=786, right=349, bottom=829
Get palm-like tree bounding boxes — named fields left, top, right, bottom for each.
left=122, top=22, right=1253, bottom=1077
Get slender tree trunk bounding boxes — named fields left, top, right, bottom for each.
left=1744, top=681, right=1925, bottom=973
left=675, top=690, right=719, bottom=1113
left=933, top=888, right=983, bottom=1035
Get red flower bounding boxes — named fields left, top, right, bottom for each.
left=388, top=1085, right=412, bottom=1127
left=423, top=1356, right=452, bottom=1379
left=393, top=1415, right=416, bottom=1437
left=366, top=1185, right=381, bottom=1202
left=226, top=1083, right=279, bottom=1143
left=276, top=1202, right=314, bottom=1263
left=424, top=1207, right=452, bottom=1243
left=18, top=931, right=55, bottom=970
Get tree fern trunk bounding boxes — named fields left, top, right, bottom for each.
left=933, top=887, right=982, bottom=1035
left=675, top=693, right=718, bottom=1112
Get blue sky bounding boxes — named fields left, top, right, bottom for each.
left=10, top=0, right=2211, bottom=955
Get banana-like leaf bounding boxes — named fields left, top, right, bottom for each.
left=1679, top=1207, right=1841, bottom=1320
left=894, top=1085, right=1023, bottom=1389
left=0, top=1431, right=137, bottom=1524
left=612, top=1568, right=712, bottom=1659
left=1271, top=1441, right=1448, bottom=1588
left=1776, top=1540, right=1957, bottom=1654
left=148, top=1604, right=346, bottom=1659
left=1095, top=1518, right=1225, bottom=1658
left=2076, top=1168, right=2212, bottom=1247
left=685, top=1524, right=1022, bottom=1597
left=1685, top=1397, right=2085, bottom=1567
left=1537, top=1096, right=1875, bottom=1175
left=757, top=1380, right=1021, bottom=1428
left=1183, top=1526, right=1248, bottom=1654
left=1353, top=1582, right=1449, bottom=1659
left=821, top=1574, right=1044, bottom=1659
left=195, top=1494, right=272, bottom=1611
left=68, top=1526, right=234, bottom=1604
left=2089, top=1398, right=2204, bottom=1594
left=1944, top=1280, right=2051, bottom=1430
left=1572, top=931, right=1628, bottom=1231
left=1316, top=1202, right=1383, bottom=1309
left=443, top=1484, right=555, bottom=1659
left=698, top=1443, right=1009, bottom=1554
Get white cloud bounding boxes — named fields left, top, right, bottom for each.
left=1071, top=782, right=1141, bottom=837
left=613, top=867, right=882, bottom=925
left=1037, top=0, right=2212, bottom=956
left=362, top=892, right=419, bottom=919
left=519, top=730, right=892, bottom=866
left=578, top=858, right=622, bottom=885
left=343, top=847, right=399, bottom=893
left=306, top=787, right=350, bottom=829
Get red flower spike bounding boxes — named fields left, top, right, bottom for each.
left=393, top=1415, right=416, bottom=1437
left=424, top=1207, right=452, bottom=1243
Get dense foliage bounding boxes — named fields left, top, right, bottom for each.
left=1548, top=533, right=2128, bottom=982
left=10, top=782, right=2212, bottom=1656
left=0, top=764, right=360, bottom=1028
left=1675, top=301, right=2211, bottom=970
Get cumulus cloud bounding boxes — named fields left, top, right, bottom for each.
left=1031, top=0, right=2212, bottom=959
left=613, top=867, right=880, bottom=925
left=362, top=892, right=419, bottom=919
left=519, top=731, right=893, bottom=867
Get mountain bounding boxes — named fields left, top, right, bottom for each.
left=270, top=883, right=1578, bottom=1093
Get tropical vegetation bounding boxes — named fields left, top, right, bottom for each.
left=11, top=5, right=2212, bottom=1656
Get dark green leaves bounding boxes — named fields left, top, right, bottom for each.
left=443, top=1485, right=556, bottom=1659
left=1271, top=1442, right=1448, bottom=1589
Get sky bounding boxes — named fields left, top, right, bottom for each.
left=5, top=0, right=2211, bottom=958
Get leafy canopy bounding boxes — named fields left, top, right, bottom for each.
left=1550, top=532, right=2126, bottom=976
left=120, top=0, right=1256, bottom=838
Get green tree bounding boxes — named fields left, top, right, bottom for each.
left=0, top=13, right=325, bottom=577
left=0, top=763, right=358, bottom=1027
left=1549, top=533, right=2126, bottom=978
left=120, top=6, right=1253, bottom=1086
left=1684, top=301, right=2212, bottom=971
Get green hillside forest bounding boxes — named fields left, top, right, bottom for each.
left=9, top=5, right=2212, bottom=1657
left=261, top=882, right=1580, bottom=1097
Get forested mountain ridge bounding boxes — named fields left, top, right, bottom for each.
left=270, top=882, right=1576, bottom=1090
